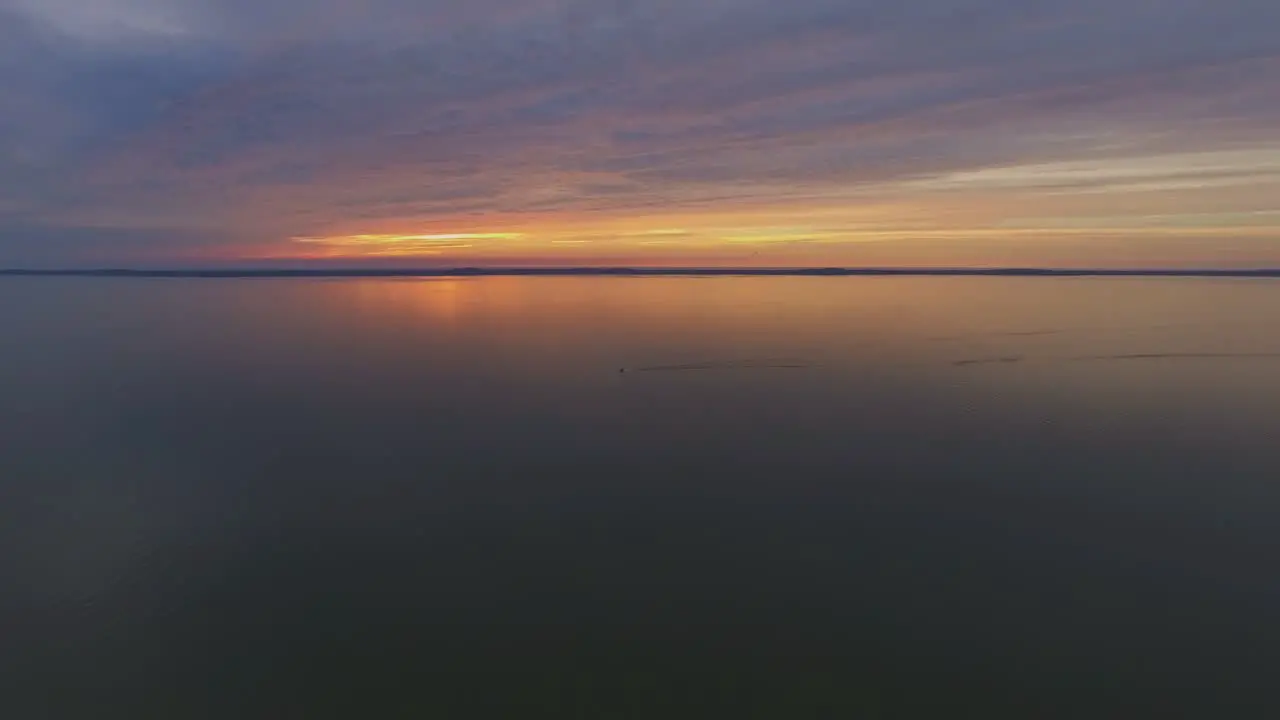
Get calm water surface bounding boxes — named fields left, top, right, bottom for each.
left=5, top=276, right=1280, bottom=717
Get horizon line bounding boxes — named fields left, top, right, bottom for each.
left=3, top=266, right=1280, bottom=278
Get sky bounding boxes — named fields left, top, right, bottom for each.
left=1, top=0, right=1278, bottom=268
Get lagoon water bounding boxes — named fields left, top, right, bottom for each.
left=6, top=275, right=1280, bottom=717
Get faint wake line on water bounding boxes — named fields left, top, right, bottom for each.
left=952, top=356, right=1025, bottom=366
left=621, top=359, right=814, bottom=373
left=626, top=352, right=1280, bottom=371
left=1072, top=352, right=1280, bottom=362
left=953, top=352, right=1280, bottom=367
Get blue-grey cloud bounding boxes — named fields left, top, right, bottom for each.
left=2, top=0, right=1279, bottom=264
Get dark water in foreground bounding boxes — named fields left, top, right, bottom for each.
left=5, top=276, right=1280, bottom=718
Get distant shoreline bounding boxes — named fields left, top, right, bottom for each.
left=3, top=267, right=1280, bottom=278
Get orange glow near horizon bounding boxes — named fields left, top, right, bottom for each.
left=273, top=207, right=1280, bottom=268
left=293, top=232, right=526, bottom=256
left=261, top=162, right=1280, bottom=267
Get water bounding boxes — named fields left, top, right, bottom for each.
left=5, top=276, right=1280, bottom=717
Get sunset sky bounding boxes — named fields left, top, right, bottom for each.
left=2, top=0, right=1278, bottom=267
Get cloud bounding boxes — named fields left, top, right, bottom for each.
left=1, top=0, right=1279, bottom=265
